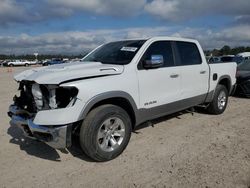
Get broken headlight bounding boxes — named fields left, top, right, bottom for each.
left=40, top=84, right=78, bottom=110
left=32, top=83, right=43, bottom=110
left=15, top=82, right=78, bottom=112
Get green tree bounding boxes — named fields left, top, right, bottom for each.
left=220, top=45, right=231, bottom=55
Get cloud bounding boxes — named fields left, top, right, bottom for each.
left=0, top=0, right=65, bottom=25
left=1, top=25, right=250, bottom=55
left=0, top=0, right=27, bottom=25
left=1, top=0, right=250, bottom=25
left=0, top=27, right=170, bottom=54
left=234, top=15, right=250, bottom=24
left=0, top=0, right=146, bottom=25
left=145, top=0, right=250, bottom=22
left=47, top=0, right=146, bottom=17
left=169, top=25, right=250, bottom=49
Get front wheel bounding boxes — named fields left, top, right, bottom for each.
left=79, top=104, right=132, bottom=161
left=207, top=84, right=229, bottom=115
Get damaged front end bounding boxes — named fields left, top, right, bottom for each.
left=8, top=81, right=79, bottom=149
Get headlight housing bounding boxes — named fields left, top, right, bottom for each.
left=15, top=81, right=78, bottom=112
left=37, top=84, right=79, bottom=110
left=32, top=83, right=43, bottom=110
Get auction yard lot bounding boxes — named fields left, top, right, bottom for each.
left=0, top=67, right=249, bottom=188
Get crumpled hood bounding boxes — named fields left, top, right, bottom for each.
left=14, top=61, right=124, bottom=84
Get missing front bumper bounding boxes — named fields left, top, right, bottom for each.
left=8, top=105, right=72, bottom=149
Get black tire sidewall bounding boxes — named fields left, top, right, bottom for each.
left=80, top=105, right=132, bottom=161
left=211, top=85, right=229, bottom=114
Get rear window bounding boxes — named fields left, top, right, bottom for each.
left=175, top=42, right=202, bottom=66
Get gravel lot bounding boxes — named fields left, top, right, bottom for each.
left=0, top=66, right=250, bottom=188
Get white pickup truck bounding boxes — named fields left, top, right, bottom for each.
left=6, top=60, right=37, bottom=67
left=8, top=37, right=237, bottom=161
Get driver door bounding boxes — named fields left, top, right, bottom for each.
left=136, top=41, right=181, bottom=110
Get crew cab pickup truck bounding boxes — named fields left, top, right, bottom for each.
left=8, top=37, right=237, bottom=161
left=5, top=60, right=37, bottom=67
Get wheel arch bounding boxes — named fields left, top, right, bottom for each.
left=218, top=75, right=232, bottom=93
left=205, top=75, right=232, bottom=103
left=79, top=91, right=138, bottom=129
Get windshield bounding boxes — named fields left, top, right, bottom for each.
left=238, top=60, right=250, bottom=71
left=82, top=40, right=146, bottom=65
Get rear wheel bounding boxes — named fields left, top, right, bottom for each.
left=25, top=63, right=29, bottom=67
left=79, top=104, right=132, bottom=161
left=9, top=64, right=14, bottom=67
left=207, top=84, right=229, bottom=114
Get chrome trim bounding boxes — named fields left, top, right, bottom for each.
left=8, top=105, right=71, bottom=149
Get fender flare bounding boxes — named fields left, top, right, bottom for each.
left=78, top=91, right=139, bottom=123
left=217, top=75, right=232, bottom=93
left=205, top=75, right=232, bottom=103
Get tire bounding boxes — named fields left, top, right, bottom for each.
left=207, top=84, right=229, bottom=115
left=25, top=63, right=29, bottom=67
left=79, top=104, right=132, bottom=161
left=9, top=64, right=14, bottom=67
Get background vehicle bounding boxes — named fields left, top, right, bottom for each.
left=237, top=52, right=250, bottom=60
left=220, top=55, right=243, bottom=64
left=43, top=58, right=64, bottom=66
left=235, top=59, right=250, bottom=97
left=208, top=55, right=243, bottom=64
left=2, top=60, right=10, bottom=66
left=3, top=60, right=37, bottom=67
left=208, top=56, right=221, bottom=63
left=8, top=37, right=237, bottom=161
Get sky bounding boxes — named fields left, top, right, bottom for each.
left=0, top=0, right=250, bottom=55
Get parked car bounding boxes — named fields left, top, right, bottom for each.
left=43, top=58, right=64, bottom=66
left=2, top=60, right=8, bottom=66
left=220, top=55, right=243, bottom=64
left=8, top=37, right=237, bottom=161
left=235, top=59, right=250, bottom=97
left=237, top=52, right=250, bottom=60
left=3, top=60, right=37, bottom=67
left=208, top=56, right=243, bottom=64
left=208, top=56, right=221, bottom=63
left=0, top=60, right=4, bottom=66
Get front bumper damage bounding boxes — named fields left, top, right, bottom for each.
left=8, top=105, right=72, bottom=149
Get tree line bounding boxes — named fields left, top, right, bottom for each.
left=205, top=46, right=250, bottom=56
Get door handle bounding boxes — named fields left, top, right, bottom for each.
left=170, top=74, right=179, bottom=78
left=200, top=71, right=206, bottom=74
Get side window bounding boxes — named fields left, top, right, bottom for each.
left=175, top=42, right=202, bottom=66
left=139, top=41, right=174, bottom=69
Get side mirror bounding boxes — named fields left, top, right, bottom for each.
left=143, top=55, right=164, bottom=69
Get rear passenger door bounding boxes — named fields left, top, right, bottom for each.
left=174, top=41, right=209, bottom=102
left=137, top=41, right=181, bottom=109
